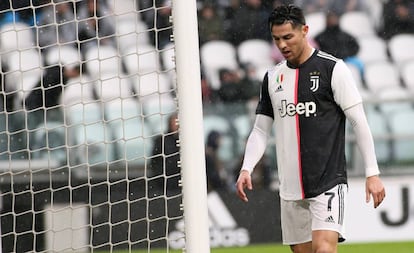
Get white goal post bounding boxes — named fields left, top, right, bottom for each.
left=172, top=0, right=211, bottom=252
left=0, top=0, right=210, bottom=252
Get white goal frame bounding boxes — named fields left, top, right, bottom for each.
left=172, top=0, right=210, bottom=252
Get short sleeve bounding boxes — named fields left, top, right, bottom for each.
left=331, top=60, right=363, bottom=111
left=255, top=72, right=274, bottom=119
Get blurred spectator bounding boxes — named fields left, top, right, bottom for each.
left=23, top=64, right=79, bottom=160
left=198, top=2, right=225, bottom=45
left=329, top=0, right=368, bottom=15
left=221, top=0, right=241, bottom=32
left=226, top=0, right=271, bottom=45
left=294, top=0, right=367, bottom=15
left=149, top=113, right=181, bottom=195
left=314, top=11, right=364, bottom=75
left=76, top=0, right=116, bottom=52
left=201, top=72, right=214, bottom=104
left=205, top=130, right=228, bottom=191
left=380, top=0, right=414, bottom=40
left=24, top=64, right=80, bottom=132
left=37, top=0, right=77, bottom=50
left=0, top=0, right=43, bottom=27
left=216, top=68, right=259, bottom=103
left=140, top=0, right=173, bottom=50
left=293, top=0, right=331, bottom=14
left=155, top=0, right=173, bottom=49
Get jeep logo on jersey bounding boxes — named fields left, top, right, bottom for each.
left=279, top=100, right=317, bottom=117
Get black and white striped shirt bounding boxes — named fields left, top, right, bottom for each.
left=256, top=49, right=362, bottom=200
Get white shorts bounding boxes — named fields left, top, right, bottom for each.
left=280, top=184, right=347, bottom=245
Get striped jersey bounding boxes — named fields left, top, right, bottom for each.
left=256, top=49, right=362, bottom=200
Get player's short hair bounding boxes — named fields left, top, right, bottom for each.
left=268, top=4, right=306, bottom=30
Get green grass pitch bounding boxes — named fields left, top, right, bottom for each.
left=115, top=241, right=414, bottom=253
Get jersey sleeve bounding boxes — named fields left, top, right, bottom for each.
left=255, top=72, right=274, bottom=119
left=331, top=60, right=363, bottom=110
left=344, top=104, right=380, bottom=177
left=240, top=114, right=273, bottom=174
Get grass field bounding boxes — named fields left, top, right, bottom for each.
left=116, top=241, right=414, bottom=253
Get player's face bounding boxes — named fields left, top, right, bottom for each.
left=271, top=22, right=309, bottom=66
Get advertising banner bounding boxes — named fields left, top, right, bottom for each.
left=346, top=176, right=414, bottom=243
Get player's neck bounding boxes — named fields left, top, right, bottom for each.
left=298, top=43, right=313, bottom=65
left=288, top=43, right=314, bottom=68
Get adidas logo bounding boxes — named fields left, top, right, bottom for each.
left=169, top=191, right=250, bottom=249
left=325, top=215, right=335, bottom=223
left=275, top=85, right=283, bottom=92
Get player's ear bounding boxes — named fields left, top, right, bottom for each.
left=301, top=25, right=309, bottom=37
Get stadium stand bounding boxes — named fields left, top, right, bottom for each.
left=0, top=0, right=412, bottom=175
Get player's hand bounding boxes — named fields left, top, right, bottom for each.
left=365, top=175, right=386, bottom=208
left=236, top=170, right=253, bottom=202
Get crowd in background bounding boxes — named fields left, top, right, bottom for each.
left=0, top=0, right=413, bottom=108
left=0, top=0, right=413, bottom=192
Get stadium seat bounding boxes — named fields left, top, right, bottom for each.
left=61, top=75, right=96, bottom=106
left=116, top=19, right=150, bottom=53
left=377, top=88, right=413, bottom=116
left=131, top=72, right=176, bottom=134
left=110, top=0, right=139, bottom=22
left=4, top=49, right=43, bottom=109
left=203, top=114, right=233, bottom=162
left=132, top=72, right=172, bottom=98
left=364, top=106, right=392, bottom=164
left=389, top=110, right=414, bottom=163
left=365, top=0, right=384, bottom=30
left=45, top=45, right=81, bottom=68
left=237, top=39, right=274, bottom=70
left=31, top=121, right=67, bottom=165
left=346, top=63, right=371, bottom=100
left=94, top=77, right=133, bottom=102
left=232, top=114, right=254, bottom=154
left=339, top=11, right=375, bottom=38
left=103, top=97, right=140, bottom=122
left=200, top=40, right=239, bottom=90
left=357, top=36, right=388, bottom=65
left=161, top=42, right=175, bottom=71
left=84, top=45, right=123, bottom=79
left=0, top=112, right=8, bottom=160
left=64, top=99, right=114, bottom=166
left=305, top=12, right=326, bottom=39
left=73, top=122, right=116, bottom=166
left=0, top=22, right=35, bottom=53
left=123, top=44, right=160, bottom=75
left=102, top=97, right=150, bottom=165
left=388, top=34, right=414, bottom=67
left=64, top=101, right=102, bottom=127
left=364, top=61, right=401, bottom=94
left=400, top=60, right=414, bottom=92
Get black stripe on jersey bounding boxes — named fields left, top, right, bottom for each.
left=338, top=184, right=345, bottom=225
left=256, top=73, right=275, bottom=119
left=317, top=51, right=340, bottom=62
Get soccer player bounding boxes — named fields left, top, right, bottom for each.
left=235, top=4, right=385, bottom=253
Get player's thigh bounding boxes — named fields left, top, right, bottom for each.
left=309, top=184, right=348, bottom=241
left=280, top=198, right=312, bottom=245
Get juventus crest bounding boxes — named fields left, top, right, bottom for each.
left=309, top=71, right=320, bottom=92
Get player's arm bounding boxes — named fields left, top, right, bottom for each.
left=344, top=104, right=385, bottom=208
left=236, top=114, right=273, bottom=202
left=332, top=60, right=385, bottom=208
left=237, top=72, right=274, bottom=202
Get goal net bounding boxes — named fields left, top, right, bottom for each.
left=0, top=0, right=208, bottom=252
